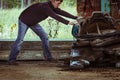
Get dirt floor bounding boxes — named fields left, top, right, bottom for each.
left=0, top=61, right=120, bottom=80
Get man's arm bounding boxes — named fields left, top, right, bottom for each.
left=54, top=8, right=77, bottom=19
left=45, top=7, right=70, bottom=25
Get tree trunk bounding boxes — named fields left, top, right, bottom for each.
left=21, top=0, right=24, bottom=8
left=0, top=0, right=3, bottom=9
left=27, top=0, right=31, bottom=6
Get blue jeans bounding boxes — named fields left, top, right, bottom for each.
left=9, top=20, right=53, bottom=61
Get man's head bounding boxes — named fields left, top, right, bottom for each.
left=50, top=0, right=63, bottom=8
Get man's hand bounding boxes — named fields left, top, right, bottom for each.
left=76, top=16, right=83, bottom=21
left=68, top=16, right=84, bottom=25
left=68, top=21, right=79, bottom=25
left=76, top=16, right=86, bottom=23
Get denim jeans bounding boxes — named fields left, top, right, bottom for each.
left=9, top=20, right=52, bottom=61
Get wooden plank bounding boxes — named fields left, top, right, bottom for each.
left=0, top=41, right=72, bottom=60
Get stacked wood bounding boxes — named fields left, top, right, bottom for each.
left=71, top=12, right=120, bottom=67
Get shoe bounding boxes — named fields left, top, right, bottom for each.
left=8, top=60, right=19, bottom=65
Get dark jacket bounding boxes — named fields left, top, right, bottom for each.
left=19, top=1, right=77, bottom=26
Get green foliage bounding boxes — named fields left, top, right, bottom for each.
left=0, top=0, right=77, bottom=40
left=40, top=0, right=48, bottom=2
left=64, top=0, right=76, bottom=6
left=3, top=0, right=21, bottom=9
left=0, top=25, right=2, bottom=32
left=2, top=0, right=76, bottom=9
left=2, top=0, right=48, bottom=9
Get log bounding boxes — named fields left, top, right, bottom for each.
left=91, top=38, right=120, bottom=47
left=76, top=30, right=120, bottom=40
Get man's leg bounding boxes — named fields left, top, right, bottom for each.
left=30, top=24, right=53, bottom=60
left=9, top=20, right=28, bottom=63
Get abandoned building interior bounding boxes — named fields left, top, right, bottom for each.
left=0, top=0, right=120, bottom=80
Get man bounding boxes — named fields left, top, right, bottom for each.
left=8, top=0, right=78, bottom=65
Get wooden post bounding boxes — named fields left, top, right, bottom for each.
left=110, top=0, right=120, bottom=19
